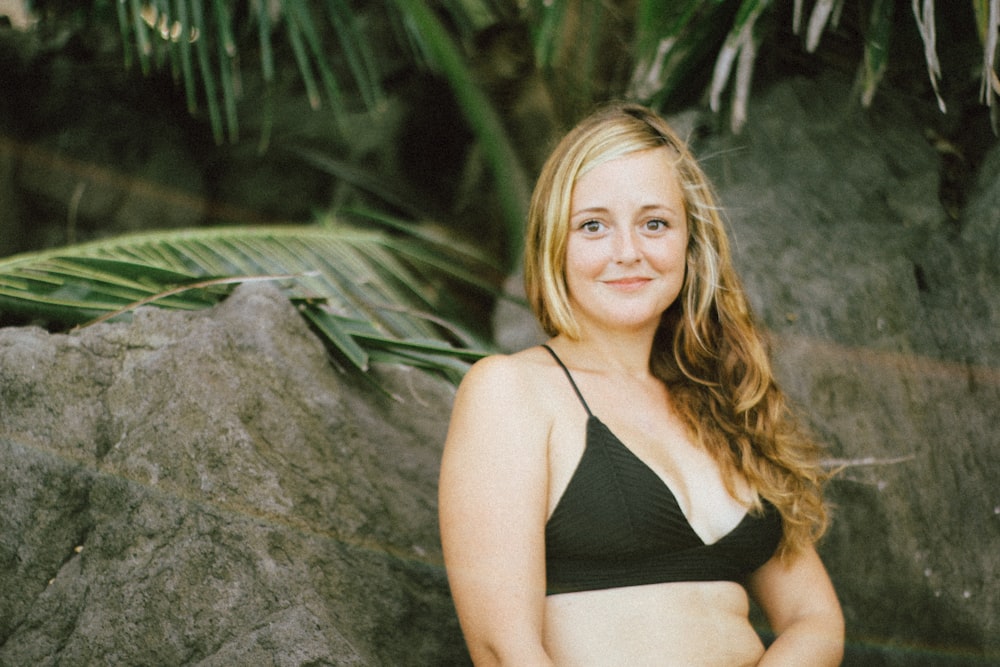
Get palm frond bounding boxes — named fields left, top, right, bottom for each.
left=708, top=0, right=770, bottom=134
left=861, top=0, right=894, bottom=107
left=911, top=0, right=947, bottom=113
left=114, top=1, right=385, bottom=143
left=527, top=0, right=571, bottom=73
left=974, top=0, right=1000, bottom=122
left=803, top=0, right=843, bottom=54
left=620, top=0, right=998, bottom=130
left=389, top=0, right=531, bottom=268
left=118, top=0, right=530, bottom=265
left=0, top=225, right=493, bottom=382
left=625, top=0, right=737, bottom=109
left=104, top=0, right=1000, bottom=144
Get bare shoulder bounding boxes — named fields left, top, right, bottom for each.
left=442, top=348, right=557, bottom=511
left=446, top=347, right=557, bottom=451
left=454, top=347, right=554, bottom=410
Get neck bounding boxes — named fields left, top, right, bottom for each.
left=551, top=327, right=656, bottom=378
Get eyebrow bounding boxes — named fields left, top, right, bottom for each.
left=570, top=204, right=681, bottom=217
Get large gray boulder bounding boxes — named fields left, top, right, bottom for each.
left=0, top=283, right=469, bottom=666
left=700, top=74, right=1000, bottom=666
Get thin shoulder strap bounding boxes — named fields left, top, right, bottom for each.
left=541, top=344, right=593, bottom=416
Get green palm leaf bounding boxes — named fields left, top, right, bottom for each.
left=0, top=224, right=493, bottom=381
left=116, top=0, right=384, bottom=143
left=390, top=0, right=531, bottom=267
left=627, top=0, right=739, bottom=111
left=860, top=0, right=894, bottom=107
left=104, top=0, right=1000, bottom=145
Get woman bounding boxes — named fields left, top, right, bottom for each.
left=439, top=102, right=844, bottom=666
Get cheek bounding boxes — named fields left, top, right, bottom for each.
left=564, top=242, right=606, bottom=280
left=652, top=237, right=689, bottom=272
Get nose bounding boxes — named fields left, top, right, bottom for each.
left=614, top=227, right=641, bottom=264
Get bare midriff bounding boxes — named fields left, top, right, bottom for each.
left=544, top=580, right=764, bottom=666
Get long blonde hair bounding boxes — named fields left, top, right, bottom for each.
left=524, top=102, right=828, bottom=556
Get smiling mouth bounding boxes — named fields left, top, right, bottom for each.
left=604, top=277, right=652, bottom=289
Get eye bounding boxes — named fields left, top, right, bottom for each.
left=580, top=220, right=604, bottom=233
left=644, top=218, right=668, bottom=231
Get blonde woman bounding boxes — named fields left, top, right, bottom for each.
left=439, top=102, right=843, bottom=666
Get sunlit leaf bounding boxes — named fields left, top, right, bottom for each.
left=630, top=1, right=735, bottom=110
left=912, top=0, right=947, bottom=113
left=973, top=0, right=1000, bottom=111
left=718, top=0, right=774, bottom=133
left=804, top=0, right=838, bottom=53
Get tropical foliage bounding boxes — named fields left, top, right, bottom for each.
left=0, top=218, right=497, bottom=381
left=2, top=0, right=997, bottom=378
left=92, top=0, right=1000, bottom=137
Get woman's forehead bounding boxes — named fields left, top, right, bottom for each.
left=571, top=148, right=683, bottom=202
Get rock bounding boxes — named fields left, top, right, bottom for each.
left=693, top=74, right=1000, bottom=665
left=0, top=283, right=469, bottom=666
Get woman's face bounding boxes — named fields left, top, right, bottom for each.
left=564, top=147, right=689, bottom=337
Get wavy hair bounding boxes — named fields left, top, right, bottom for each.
left=524, top=102, right=828, bottom=556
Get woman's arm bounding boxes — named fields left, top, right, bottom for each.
left=748, top=546, right=844, bottom=666
left=439, top=355, right=554, bottom=666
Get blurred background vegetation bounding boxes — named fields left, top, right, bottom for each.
left=0, top=0, right=997, bottom=376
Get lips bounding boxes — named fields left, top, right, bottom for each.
left=603, top=277, right=653, bottom=290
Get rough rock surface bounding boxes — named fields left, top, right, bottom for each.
left=694, top=75, right=999, bottom=666
left=0, top=283, right=468, bottom=666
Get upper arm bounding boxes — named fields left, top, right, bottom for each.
left=748, top=546, right=844, bottom=664
left=438, top=355, right=552, bottom=664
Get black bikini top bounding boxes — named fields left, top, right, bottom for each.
left=542, top=345, right=783, bottom=595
